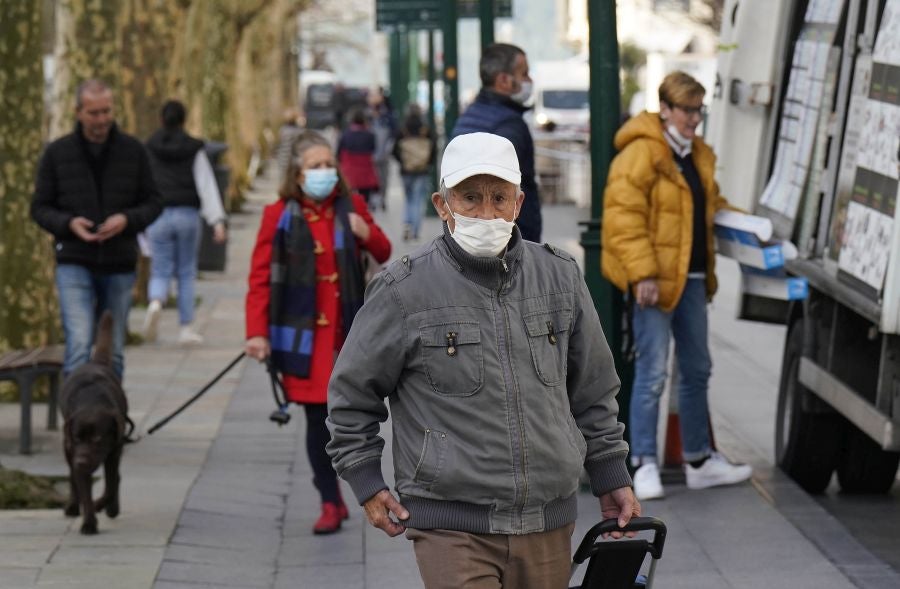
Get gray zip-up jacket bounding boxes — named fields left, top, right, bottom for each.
left=327, top=225, right=631, bottom=535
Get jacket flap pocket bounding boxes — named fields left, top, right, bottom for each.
left=420, top=323, right=481, bottom=347
left=524, top=309, right=572, bottom=337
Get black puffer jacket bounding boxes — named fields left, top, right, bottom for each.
left=145, top=128, right=204, bottom=209
left=31, top=123, right=162, bottom=273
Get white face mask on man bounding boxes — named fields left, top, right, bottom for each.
left=445, top=202, right=516, bottom=257
left=510, top=80, right=533, bottom=104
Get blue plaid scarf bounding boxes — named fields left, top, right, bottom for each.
left=268, top=196, right=366, bottom=378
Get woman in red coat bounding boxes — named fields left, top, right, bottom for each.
left=337, top=107, right=381, bottom=209
left=245, top=130, right=391, bottom=534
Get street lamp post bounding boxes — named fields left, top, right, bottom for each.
left=479, top=0, right=495, bottom=47
left=582, top=0, right=633, bottom=436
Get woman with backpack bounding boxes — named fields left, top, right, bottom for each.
left=393, top=103, right=436, bottom=241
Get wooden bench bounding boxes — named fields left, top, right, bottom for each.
left=0, top=345, right=64, bottom=454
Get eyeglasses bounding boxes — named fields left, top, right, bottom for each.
left=674, top=104, right=708, bottom=118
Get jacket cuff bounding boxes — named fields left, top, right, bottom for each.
left=340, top=458, right=388, bottom=505
left=585, top=451, right=633, bottom=497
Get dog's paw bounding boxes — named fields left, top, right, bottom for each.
left=93, top=497, right=107, bottom=511
left=80, top=519, right=98, bottom=535
left=64, top=503, right=80, bottom=517
left=105, top=500, right=120, bottom=519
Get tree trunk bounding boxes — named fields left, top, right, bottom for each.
left=0, top=0, right=60, bottom=355
left=48, top=0, right=121, bottom=140
left=118, top=0, right=190, bottom=139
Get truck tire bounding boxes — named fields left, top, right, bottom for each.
left=775, top=324, right=843, bottom=494
left=837, top=425, right=900, bottom=494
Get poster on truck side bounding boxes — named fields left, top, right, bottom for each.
left=758, top=0, right=845, bottom=238
left=835, top=0, right=900, bottom=296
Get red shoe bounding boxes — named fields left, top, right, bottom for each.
left=313, top=502, right=342, bottom=535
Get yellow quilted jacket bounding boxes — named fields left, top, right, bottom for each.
left=601, top=111, right=732, bottom=312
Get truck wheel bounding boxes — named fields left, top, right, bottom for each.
left=837, top=425, right=900, bottom=494
left=775, top=324, right=843, bottom=494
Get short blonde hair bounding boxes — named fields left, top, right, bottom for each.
left=658, top=71, right=705, bottom=107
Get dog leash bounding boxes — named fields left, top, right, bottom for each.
left=265, top=357, right=292, bottom=426
left=147, top=352, right=247, bottom=435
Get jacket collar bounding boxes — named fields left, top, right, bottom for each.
left=476, top=88, right=530, bottom=114
left=439, top=221, right=523, bottom=291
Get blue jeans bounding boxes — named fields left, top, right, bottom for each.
left=402, top=174, right=429, bottom=238
left=55, top=265, right=135, bottom=379
left=147, top=206, right=200, bottom=325
left=629, top=278, right=712, bottom=463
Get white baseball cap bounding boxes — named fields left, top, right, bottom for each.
left=440, top=132, right=522, bottom=188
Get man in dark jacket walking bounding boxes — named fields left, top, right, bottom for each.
left=31, top=79, right=162, bottom=379
left=452, top=43, right=542, bottom=242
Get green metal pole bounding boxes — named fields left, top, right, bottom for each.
left=581, top=0, right=633, bottom=441
left=397, top=25, right=410, bottom=117
left=408, top=30, right=419, bottom=109
left=442, top=0, right=459, bottom=139
left=389, top=30, right=402, bottom=120
left=479, top=0, right=495, bottom=48
left=427, top=29, right=438, bottom=202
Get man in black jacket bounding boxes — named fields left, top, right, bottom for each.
left=31, top=79, right=162, bottom=379
left=452, top=43, right=542, bottom=242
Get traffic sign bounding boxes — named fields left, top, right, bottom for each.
left=376, top=0, right=512, bottom=31
left=376, top=0, right=442, bottom=31
left=459, top=0, right=512, bottom=18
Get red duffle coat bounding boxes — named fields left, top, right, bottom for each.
left=245, top=191, right=391, bottom=404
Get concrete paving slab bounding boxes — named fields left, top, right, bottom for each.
left=274, top=564, right=363, bottom=589
left=156, top=561, right=272, bottom=588
left=36, top=563, right=158, bottom=589
left=0, top=567, right=40, bottom=589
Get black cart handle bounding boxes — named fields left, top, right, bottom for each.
left=573, top=516, right=667, bottom=563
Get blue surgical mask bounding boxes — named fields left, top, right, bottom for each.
left=301, top=168, right=338, bottom=200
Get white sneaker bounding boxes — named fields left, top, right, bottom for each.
left=178, top=326, right=204, bottom=345
left=143, top=300, right=162, bottom=343
left=685, top=452, right=753, bottom=490
left=633, top=463, right=665, bottom=501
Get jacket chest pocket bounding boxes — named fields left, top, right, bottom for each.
left=419, top=322, right=483, bottom=396
left=523, top=308, right=572, bottom=386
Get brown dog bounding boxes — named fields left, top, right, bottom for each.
left=60, top=311, right=131, bottom=534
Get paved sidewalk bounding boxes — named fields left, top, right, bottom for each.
left=1, top=161, right=895, bottom=588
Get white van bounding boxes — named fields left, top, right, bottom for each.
left=529, top=58, right=590, bottom=132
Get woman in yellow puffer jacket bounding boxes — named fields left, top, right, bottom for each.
left=601, top=71, right=752, bottom=502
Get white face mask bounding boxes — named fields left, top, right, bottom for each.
left=446, top=203, right=516, bottom=257
left=510, top=80, right=533, bottom=104
left=665, top=124, right=692, bottom=149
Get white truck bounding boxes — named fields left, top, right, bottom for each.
left=708, top=0, right=900, bottom=494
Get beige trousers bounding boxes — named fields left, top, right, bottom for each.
left=406, top=524, right=575, bottom=589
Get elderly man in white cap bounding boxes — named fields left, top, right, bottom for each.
left=327, top=132, right=638, bottom=588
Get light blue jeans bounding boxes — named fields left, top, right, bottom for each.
left=402, top=174, right=429, bottom=239
left=147, top=206, right=200, bottom=325
left=629, top=278, right=712, bottom=464
left=55, top=264, right=135, bottom=379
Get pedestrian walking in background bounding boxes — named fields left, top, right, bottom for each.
left=327, top=132, right=638, bottom=587
left=142, top=100, right=227, bottom=345
left=275, top=107, right=303, bottom=179
left=31, top=79, right=162, bottom=379
left=368, top=87, right=396, bottom=211
left=393, top=103, right=435, bottom=242
left=245, top=130, right=391, bottom=535
left=337, top=108, right=380, bottom=209
left=453, top=43, right=542, bottom=243
left=601, top=71, right=752, bottom=502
